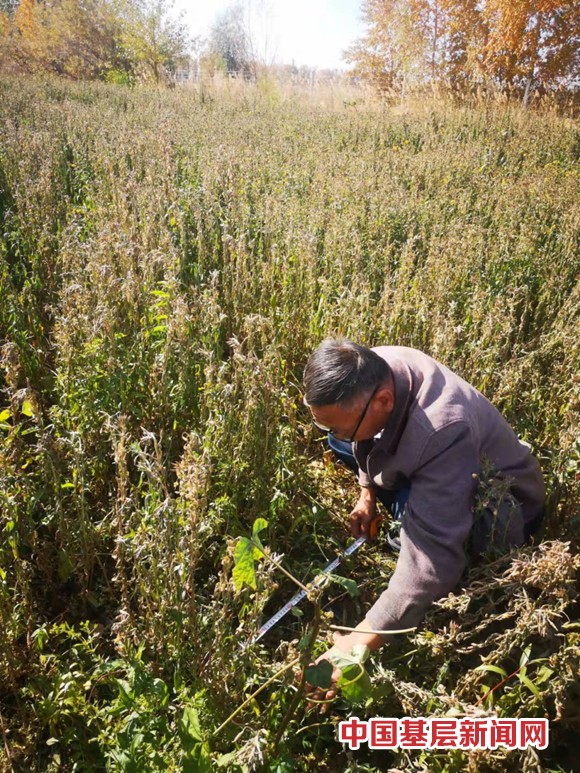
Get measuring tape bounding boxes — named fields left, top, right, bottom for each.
left=247, top=517, right=381, bottom=647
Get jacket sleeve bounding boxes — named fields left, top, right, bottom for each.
left=358, top=469, right=375, bottom=488
left=365, top=421, right=479, bottom=634
left=355, top=439, right=376, bottom=488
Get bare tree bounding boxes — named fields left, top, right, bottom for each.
left=209, top=3, right=252, bottom=78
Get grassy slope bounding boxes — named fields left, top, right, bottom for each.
left=0, top=76, right=579, bottom=771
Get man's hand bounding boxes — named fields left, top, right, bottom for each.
left=302, top=632, right=349, bottom=713
left=302, top=620, right=386, bottom=712
left=350, top=487, right=378, bottom=538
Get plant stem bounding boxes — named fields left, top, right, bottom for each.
left=329, top=624, right=417, bottom=635
left=271, top=599, right=323, bottom=752
left=250, top=538, right=311, bottom=594
left=475, top=663, right=526, bottom=707
left=213, top=656, right=301, bottom=737
left=0, top=708, right=14, bottom=773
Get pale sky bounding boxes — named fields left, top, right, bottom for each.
left=175, top=0, right=366, bottom=70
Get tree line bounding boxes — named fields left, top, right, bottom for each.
left=0, top=0, right=578, bottom=99
left=0, top=0, right=194, bottom=83
left=346, top=0, right=579, bottom=103
left=0, top=0, right=268, bottom=85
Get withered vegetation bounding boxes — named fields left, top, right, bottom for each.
left=0, top=76, right=578, bottom=771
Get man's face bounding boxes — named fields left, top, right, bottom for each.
left=308, top=385, right=394, bottom=443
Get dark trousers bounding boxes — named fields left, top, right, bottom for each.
left=327, top=434, right=409, bottom=523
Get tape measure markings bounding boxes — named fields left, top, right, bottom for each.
left=250, top=534, right=368, bottom=645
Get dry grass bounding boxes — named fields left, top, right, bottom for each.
left=0, top=75, right=578, bottom=771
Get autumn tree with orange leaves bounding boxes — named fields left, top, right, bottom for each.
left=482, top=0, right=580, bottom=103
left=346, top=0, right=580, bottom=100
left=0, top=0, right=190, bottom=82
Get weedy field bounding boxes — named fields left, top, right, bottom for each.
left=0, top=76, right=579, bottom=772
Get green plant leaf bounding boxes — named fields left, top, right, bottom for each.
left=326, top=650, right=355, bottom=670
left=327, top=644, right=370, bottom=669
left=474, top=664, right=508, bottom=678
left=182, top=743, right=212, bottom=773
left=252, top=518, right=268, bottom=537
left=151, top=678, right=169, bottom=706
left=327, top=572, right=359, bottom=598
left=324, top=645, right=372, bottom=703
left=0, top=409, right=10, bottom=422
left=232, top=537, right=256, bottom=590
left=57, top=550, right=73, bottom=583
left=305, top=660, right=333, bottom=689
left=519, top=644, right=532, bottom=668
left=518, top=673, right=541, bottom=698
left=535, top=665, right=555, bottom=685
left=216, top=750, right=241, bottom=768
left=338, top=663, right=372, bottom=703
left=251, top=518, right=268, bottom=556
left=116, top=678, right=134, bottom=706
left=178, top=706, right=204, bottom=749
left=349, top=644, right=370, bottom=664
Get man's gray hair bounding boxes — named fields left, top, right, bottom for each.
left=303, top=338, right=391, bottom=408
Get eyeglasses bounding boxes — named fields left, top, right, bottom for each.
left=308, top=385, right=379, bottom=443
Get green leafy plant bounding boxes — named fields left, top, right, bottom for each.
left=232, top=517, right=269, bottom=591
left=474, top=644, right=555, bottom=711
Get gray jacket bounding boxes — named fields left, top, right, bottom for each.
left=354, top=346, right=546, bottom=633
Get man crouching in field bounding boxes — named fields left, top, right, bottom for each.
left=302, top=338, right=546, bottom=704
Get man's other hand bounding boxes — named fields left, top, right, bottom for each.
left=350, top=487, right=378, bottom=538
